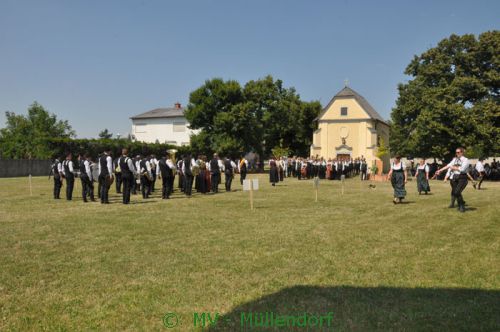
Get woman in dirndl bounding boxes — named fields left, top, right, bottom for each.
left=415, top=159, right=430, bottom=195
left=269, top=158, right=279, bottom=186
left=387, top=155, right=407, bottom=204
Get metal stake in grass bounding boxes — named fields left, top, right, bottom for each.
left=29, top=174, right=33, bottom=196
left=341, top=174, right=345, bottom=195
left=313, top=176, right=319, bottom=202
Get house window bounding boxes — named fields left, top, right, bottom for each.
left=134, top=123, right=146, bottom=133
left=173, top=121, right=186, bottom=132
left=341, top=107, right=348, bottom=116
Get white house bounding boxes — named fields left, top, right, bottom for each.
left=130, top=103, right=198, bottom=146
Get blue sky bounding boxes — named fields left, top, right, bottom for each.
left=1, top=0, right=498, bottom=138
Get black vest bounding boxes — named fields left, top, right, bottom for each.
left=140, top=159, right=148, bottom=174
left=184, top=158, right=192, bottom=176
left=79, top=160, right=86, bottom=175
left=210, top=159, right=219, bottom=173
left=119, top=156, right=132, bottom=177
left=99, top=155, right=109, bottom=176
left=158, top=158, right=172, bottom=178
left=240, top=160, right=247, bottom=172
left=52, top=161, right=60, bottom=174
left=63, top=160, right=73, bottom=177
left=224, top=159, right=233, bottom=174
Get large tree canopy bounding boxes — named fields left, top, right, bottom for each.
left=185, top=75, right=321, bottom=157
left=390, top=31, right=499, bottom=161
left=0, top=102, right=75, bottom=159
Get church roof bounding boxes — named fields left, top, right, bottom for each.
left=131, top=104, right=185, bottom=120
left=316, top=86, right=388, bottom=124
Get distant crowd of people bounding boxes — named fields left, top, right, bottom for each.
left=266, top=156, right=369, bottom=185
left=50, top=147, right=494, bottom=213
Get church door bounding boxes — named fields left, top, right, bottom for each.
left=336, top=153, right=351, bottom=161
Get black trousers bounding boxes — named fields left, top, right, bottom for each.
left=178, top=174, right=185, bottom=192
left=140, top=176, right=151, bottom=198
left=184, top=174, right=193, bottom=196
left=211, top=172, right=220, bottom=193
left=122, top=175, right=132, bottom=204
left=451, top=175, right=468, bottom=206
left=80, top=175, right=92, bottom=201
left=477, top=172, right=485, bottom=189
left=240, top=170, right=247, bottom=185
left=115, top=172, right=122, bottom=193
left=97, top=178, right=102, bottom=199
left=169, top=176, right=175, bottom=195
left=53, top=175, right=62, bottom=199
left=225, top=171, right=233, bottom=191
left=151, top=170, right=156, bottom=192
left=89, top=181, right=95, bottom=200
left=162, top=176, right=172, bottom=198
left=99, top=175, right=110, bottom=203
left=65, top=175, right=74, bottom=200
left=131, top=177, right=137, bottom=194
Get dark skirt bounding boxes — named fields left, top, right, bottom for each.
left=416, top=171, right=430, bottom=193
left=198, top=170, right=208, bottom=193
left=391, top=171, right=406, bottom=198
left=270, top=167, right=279, bottom=183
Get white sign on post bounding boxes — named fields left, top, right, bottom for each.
left=243, top=179, right=259, bottom=210
left=243, top=179, right=259, bottom=191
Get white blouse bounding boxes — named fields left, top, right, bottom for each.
left=391, top=162, right=405, bottom=170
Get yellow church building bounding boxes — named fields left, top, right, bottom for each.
left=311, top=86, right=390, bottom=172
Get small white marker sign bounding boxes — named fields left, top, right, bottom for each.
left=243, top=179, right=259, bottom=191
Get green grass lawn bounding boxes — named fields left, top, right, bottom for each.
left=0, top=174, right=498, bottom=331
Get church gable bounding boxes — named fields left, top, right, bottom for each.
left=319, top=97, right=371, bottom=121
left=316, top=86, right=387, bottom=123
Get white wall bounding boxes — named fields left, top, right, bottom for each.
left=131, top=117, right=198, bottom=145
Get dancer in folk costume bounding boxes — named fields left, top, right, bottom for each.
left=415, top=159, right=431, bottom=195
left=436, top=147, right=470, bottom=213
left=387, top=155, right=407, bottom=204
left=269, top=157, right=279, bottom=186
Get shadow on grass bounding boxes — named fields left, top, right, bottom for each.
left=205, top=285, right=499, bottom=331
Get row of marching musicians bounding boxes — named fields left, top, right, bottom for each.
left=51, top=148, right=248, bottom=204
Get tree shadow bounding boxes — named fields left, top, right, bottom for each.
left=205, top=285, right=499, bottom=331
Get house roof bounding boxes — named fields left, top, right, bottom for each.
left=315, top=86, right=388, bottom=125
left=130, top=106, right=185, bottom=120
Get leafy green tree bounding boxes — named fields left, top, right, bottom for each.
left=0, top=102, right=75, bottom=159
left=98, top=129, right=113, bottom=139
left=390, top=31, right=500, bottom=161
left=376, top=137, right=389, bottom=159
left=186, top=76, right=321, bottom=158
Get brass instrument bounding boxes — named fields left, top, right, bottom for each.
left=105, top=174, right=114, bottom=186
left=167, top=149, right=178, bottom=164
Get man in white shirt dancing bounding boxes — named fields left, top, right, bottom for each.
left=473, top=158, right=485, bottom=190
left=436, top=147, right=470, bottom=213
